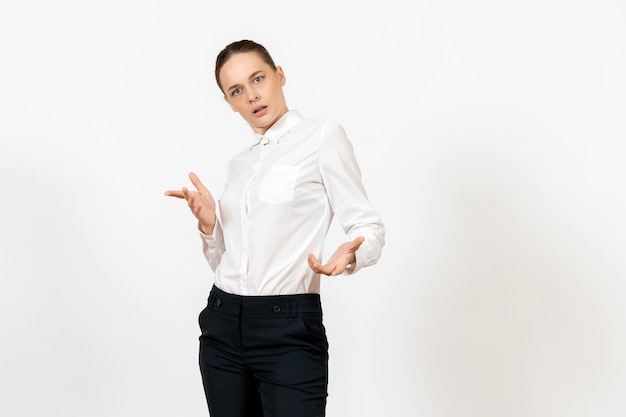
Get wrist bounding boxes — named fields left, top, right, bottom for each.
left=198, top=220, right=215, bottom=235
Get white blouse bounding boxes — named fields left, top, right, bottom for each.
left=200, top=110, right=385, bottom=295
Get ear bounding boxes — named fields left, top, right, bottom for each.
left=276, top=66, right=286, bottom=86
left=223, top=95, right=238, bottom=112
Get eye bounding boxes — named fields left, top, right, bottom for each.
left=253, top=76, right=264, bottom=83
left=231, top=88, right=242, bottom=96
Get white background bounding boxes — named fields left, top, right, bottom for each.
left=1, top=1, right=625, bottom=416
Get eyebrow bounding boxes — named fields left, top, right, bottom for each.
left=225, top=71, right=265, bottom=94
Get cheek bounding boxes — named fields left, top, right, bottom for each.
left=227, top=97, right=242, bottom=112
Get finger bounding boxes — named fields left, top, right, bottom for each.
left=307, top=254, right=329, bottom=275
left=182, top=186, right=192, bottom=202
left=186, top=191, right=202, bottom=212
left=350, top=236, right=365, bottom=251
left=189, top=172, right=209, bottom=194
left=184, top=188, right=201, bottom=211
left=164, top=190, right=185, bottom=198
left=315, top=265, right=336, bottom=276
left=307, top=253, right=319, bottom=270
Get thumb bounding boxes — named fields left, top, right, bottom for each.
left=351, top=236, right=365, bottom=250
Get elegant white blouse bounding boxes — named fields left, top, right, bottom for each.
left=200, top=110, right=385, bottom=295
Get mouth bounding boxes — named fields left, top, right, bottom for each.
left=253, top=105, right=268, bottom=115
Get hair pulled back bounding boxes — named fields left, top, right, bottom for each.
left=215, top=40, right=277, bottom=93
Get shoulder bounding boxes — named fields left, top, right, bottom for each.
left=294, top=117, right=348, bottom=142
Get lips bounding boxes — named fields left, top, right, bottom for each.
left=253, top=105, right=267, bottom=115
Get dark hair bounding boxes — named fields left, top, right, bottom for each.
left=215, top=40, right=277, bottom=93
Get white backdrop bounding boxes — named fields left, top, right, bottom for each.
left=1, top=1, right=625, bottom=416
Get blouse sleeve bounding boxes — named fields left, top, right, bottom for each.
left=319, top=121, right=385, bottom=274
left=200, top=218, right=225, bottom=272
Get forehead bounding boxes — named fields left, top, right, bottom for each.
left=219, top=52, right=273, bottom=86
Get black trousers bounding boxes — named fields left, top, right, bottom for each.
left=198, top=285, right=329, bottom=417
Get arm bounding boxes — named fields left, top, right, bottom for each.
left=308, top=122, right=385, bottom=276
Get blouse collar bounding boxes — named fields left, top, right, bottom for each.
left=250, top=110, right=303, bottom=149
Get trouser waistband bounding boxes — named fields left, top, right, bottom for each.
left=207, top=285, right=322, bottom=318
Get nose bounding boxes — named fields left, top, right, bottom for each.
left=248, top=88, right=259, bottom=102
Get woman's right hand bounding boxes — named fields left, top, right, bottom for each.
left=165, top=172, right=216, bottom=235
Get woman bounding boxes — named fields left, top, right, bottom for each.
left=165, top=39, right=385, bottom=417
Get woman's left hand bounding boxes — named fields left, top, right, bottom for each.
left=307, top=237, right=365, bottom=276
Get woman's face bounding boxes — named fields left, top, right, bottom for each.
left=219, top=51, right=288, bottom=135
